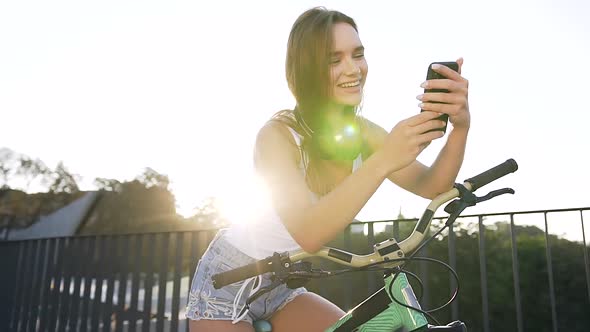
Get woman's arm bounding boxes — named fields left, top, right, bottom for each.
left=387, top=125, right=469, bottom=198
left=254, top=113, right=443, bottom=253
left=366, top=58, right=470, bottom=199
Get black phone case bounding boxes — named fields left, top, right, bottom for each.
left=422, top=61, right=459, bottom=134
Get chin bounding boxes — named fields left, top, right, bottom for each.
left=336, top=97, right=362, bottom=107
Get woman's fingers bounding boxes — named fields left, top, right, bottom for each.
left=430, top=63, right=462, bottom=81
left=417, top=78, right=468, bottom=117
left=412, top=57, right=470, bottom=132
left=419, top=100, right=464, bottom=116
left=456, top=57, right=464, bottom=75
left=412, top=119, right=447, bottom=138
left=405, top=110, right=445, bottom=127
left=418, top=91, right=465, bottom=105
left=418, top=129, right=446, bottom=148
left=421, top=78, right=467, bottom=92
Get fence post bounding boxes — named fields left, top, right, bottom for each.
left=509, top=214, right=524, bottom=332
left=478, top=216, right=490, bottom=332
left=448, top=222, right=458, bottom=321
left=0, top=241, right=20, bottom=332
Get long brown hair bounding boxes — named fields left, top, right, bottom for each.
left=270, top=7, right=366, bottom=195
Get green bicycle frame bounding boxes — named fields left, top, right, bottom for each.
left=326, top=272, right=428, bottom=332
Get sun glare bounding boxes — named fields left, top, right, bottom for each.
left=174, top=173, right=272, bottom=224
left=214, top=174, right=273, bottom=224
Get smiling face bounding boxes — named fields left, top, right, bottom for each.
left=329, top=22, right=368, bottom=108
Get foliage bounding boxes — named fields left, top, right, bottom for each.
left=47, top=162, right=80, bottom=194
left=0, top=148, right=53, bottom=192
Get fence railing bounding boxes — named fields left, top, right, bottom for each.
left=0, top=207, right=588, bottom=332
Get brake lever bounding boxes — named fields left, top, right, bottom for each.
left=475, top=188, right=515, bottom=203
left=443, top=185, right=515, bottom=227
left=444, top=184, right=477, bottom=215
left=444, top=186, right=515, bottom=215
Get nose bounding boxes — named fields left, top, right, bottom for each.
left=344, top=58, right=361, bottom=75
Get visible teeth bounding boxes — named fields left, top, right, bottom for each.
left=339, top=81, right=360, bottom=88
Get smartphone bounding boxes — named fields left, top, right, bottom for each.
left=421, top=61, right=459, bottom=134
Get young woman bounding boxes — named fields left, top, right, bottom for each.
left=186, top=6, right=470, bottom=332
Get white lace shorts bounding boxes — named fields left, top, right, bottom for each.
left=185, top=230, right=308, bottom=324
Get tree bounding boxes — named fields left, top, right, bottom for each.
left=14, top=155, right=50, bottom=191
left=185, top=196, right=228, bottom=229
left=0, top=149, right=83, bottom=229
left=0, top=148, right=14, bottom=188
left=48, top=162, right=80, bottom=194
left=94, top=178, right=123, bottom=192
left=135, top=167, right=170, bottom=190
left=80, top=180, right=176, bottom=234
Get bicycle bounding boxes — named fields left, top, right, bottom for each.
left=211, top=159, right=519, bottom=332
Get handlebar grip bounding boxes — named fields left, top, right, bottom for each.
left=211, top=257, right=273, bottom=289
left=465, top=159, right=518, bottom=191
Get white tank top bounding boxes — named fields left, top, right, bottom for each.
left=224, top=125, right=363, bottom=259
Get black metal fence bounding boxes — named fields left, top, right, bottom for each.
left=1, top=207, right=588, bottom=332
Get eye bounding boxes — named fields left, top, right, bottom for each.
left=330, top=57, right=341, bottom=65
left=353, top=52, right=365, bottom=59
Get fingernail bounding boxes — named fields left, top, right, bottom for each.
left=418, top=103, right=425, bottom=108
left=431, top=64, right=441, bottom=69
left=416, top=94, right=423, bottom=101
left=420, top=82, right=428, bottom=88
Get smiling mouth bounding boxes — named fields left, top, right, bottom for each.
left=338, top=80, right=360, bottom=88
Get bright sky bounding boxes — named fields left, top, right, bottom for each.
left=1, top=0, right=589, bottom=238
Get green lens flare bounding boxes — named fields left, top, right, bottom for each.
left=343, top=125, right=356, bottom=136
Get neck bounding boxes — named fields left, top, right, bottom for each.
left=325, top=102, right=356, bottom=116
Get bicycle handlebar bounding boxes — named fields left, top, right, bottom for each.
left=211, top=159, right=518, bottom=289
left=211, top=256, right=275, bottom=290
left=464, top=158, right=518, bottom=191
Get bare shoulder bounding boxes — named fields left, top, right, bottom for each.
left=256, top=119, right=292, bottom=142
left=253, top=119, right=301, bottom=172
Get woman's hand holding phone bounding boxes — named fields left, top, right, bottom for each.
left=374, top=58, right=471, bottom=174
left=377, top=111, right=447, bottom=173
left=417, top=58, right=470, bottom=133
